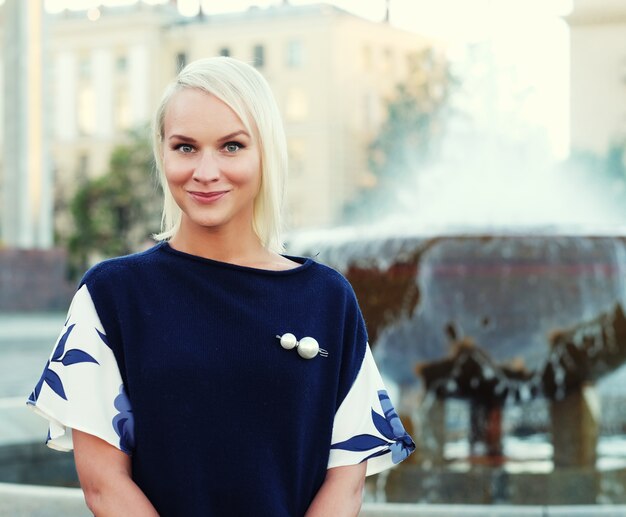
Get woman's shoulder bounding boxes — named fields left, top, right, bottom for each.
left=80, top=242, right=163, bottom=288
left=305, top=258, right=359, bottom=299
left=307, top=258, right=346, bottom=281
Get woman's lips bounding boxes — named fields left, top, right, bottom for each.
left=188, top=190, right=229, bottom=204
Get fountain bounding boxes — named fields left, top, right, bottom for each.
left=288, top=227, right=626, bottom=507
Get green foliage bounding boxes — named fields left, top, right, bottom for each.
left=342, top=47, right=456, bottom=224
left=67, top=129, right=162, bottom=278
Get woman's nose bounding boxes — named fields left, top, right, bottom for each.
left=192, top=151, right=220, bottom=182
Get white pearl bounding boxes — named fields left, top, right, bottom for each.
left=297, top=336, right=319, bottom=359
left=280, top=333, right=298, bottom=350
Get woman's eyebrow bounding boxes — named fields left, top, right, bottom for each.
left=167, top=130, right=250, bottom=143
left=168, top=134, right=198, bottom=143
left=218, top=130, right=250, bottom=142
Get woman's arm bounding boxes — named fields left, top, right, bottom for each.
left=72, top=429, right=159, bottom=516
left=304, top=462, right=367, bottom=517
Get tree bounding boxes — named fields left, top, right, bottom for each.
left=342, top=47, right=456, bottom=223
left=67, top=129, right=162, bottom=278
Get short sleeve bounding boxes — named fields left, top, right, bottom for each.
left=26, top=284, right=134, bottom=454
left=328, top=345, right=415, bottom=476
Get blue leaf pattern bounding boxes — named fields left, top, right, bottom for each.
left=96, top=328, right=111, bottom=350
left=379, top=391, right=407, bottom=439
left=112, top=384, right=135, bottom=453
left=28, top=366, right=47, bottom=404
left=360, top=447, right=392, bottom=463
left=371, top=408, right=394, bottom=440
left=51, top=325, right=75, bottom=361
left=44, top=369, right=67, bottom=400
left=331, top=434, right=389, bottom=452
left=61, top=349, right=99, bottom=366
left=29, top=322, right=102, bottom=404
left=331, top=389, right=415, bottom=465
left=390, top=441, right=412, bottom=464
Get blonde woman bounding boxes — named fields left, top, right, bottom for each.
left=27, top=57, right=414, bottom=516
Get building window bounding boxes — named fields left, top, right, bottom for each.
left=219, top=47, right=230, bottom=57
left=253, top=44, right=265, bottom=68
left=77, top=153, right=89, bottom=180
left=176, top=52, right=187, bottom=72
left=116, top=55, right=127, bottom=73
left=79, top=57, right=91, bottom=78
left=286, top=40, right=303, bottom=68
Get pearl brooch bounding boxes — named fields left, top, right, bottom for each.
left=297, top=336, right=320, bottom=359
left=279, top=333, right=298, bottom=350
left=275, top=334, right=329, bottom=359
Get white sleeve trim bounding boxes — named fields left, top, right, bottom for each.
left=328, top=345, right=414, bottom=476
left=26, top=284, right=132, bottom=454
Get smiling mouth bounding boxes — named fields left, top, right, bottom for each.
left=188, top=190, right=229, bottom=203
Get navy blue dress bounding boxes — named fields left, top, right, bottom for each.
left=28, top=242, right=414, bottom=516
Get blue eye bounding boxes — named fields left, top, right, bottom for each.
left=224, top=142, right=242, bottom=153
left=174, top=143, right=194, bottom=153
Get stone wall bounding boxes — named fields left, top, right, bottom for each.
left=0, top=248, right=75, bottom=312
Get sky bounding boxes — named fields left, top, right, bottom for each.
left=39, top=0, right=573, bottom=159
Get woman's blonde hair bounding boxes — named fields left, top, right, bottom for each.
left=152, top=56, right=287, bottom=253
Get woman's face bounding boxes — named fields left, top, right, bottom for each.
left=162, top=88, right=261, bottom=237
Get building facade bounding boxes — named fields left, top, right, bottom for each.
left=161, top=4, right=428, bottom=227
left=34, top=2, right=428, bottom=232
left=566, top=0, right=626, bottom=155
left=0, top=0, right=53, bottom=249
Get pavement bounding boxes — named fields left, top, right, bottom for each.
left=0, top=313, right=64, bottom=447
left=0, top=483, right=88, bottom=517
left=0, top=313, right=65, bottom=399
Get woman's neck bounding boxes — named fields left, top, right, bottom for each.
left=169, top=221, right=266, bottom=265
left=168, top=219, right=299, bottom=271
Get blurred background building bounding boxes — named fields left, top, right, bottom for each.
left=566, top=0, right=626, bottom=155
left=4, top=0, right=624, bottom=250
left=0, top=0, right=429, bottom=246
left=0, top=1, right=52, bottom=249
left=0, top=0, right=623, bottom=294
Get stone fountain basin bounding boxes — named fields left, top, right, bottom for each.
left=289, top=229, right=626, bottom=393
left=288, top=228, right=626, bottom=504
